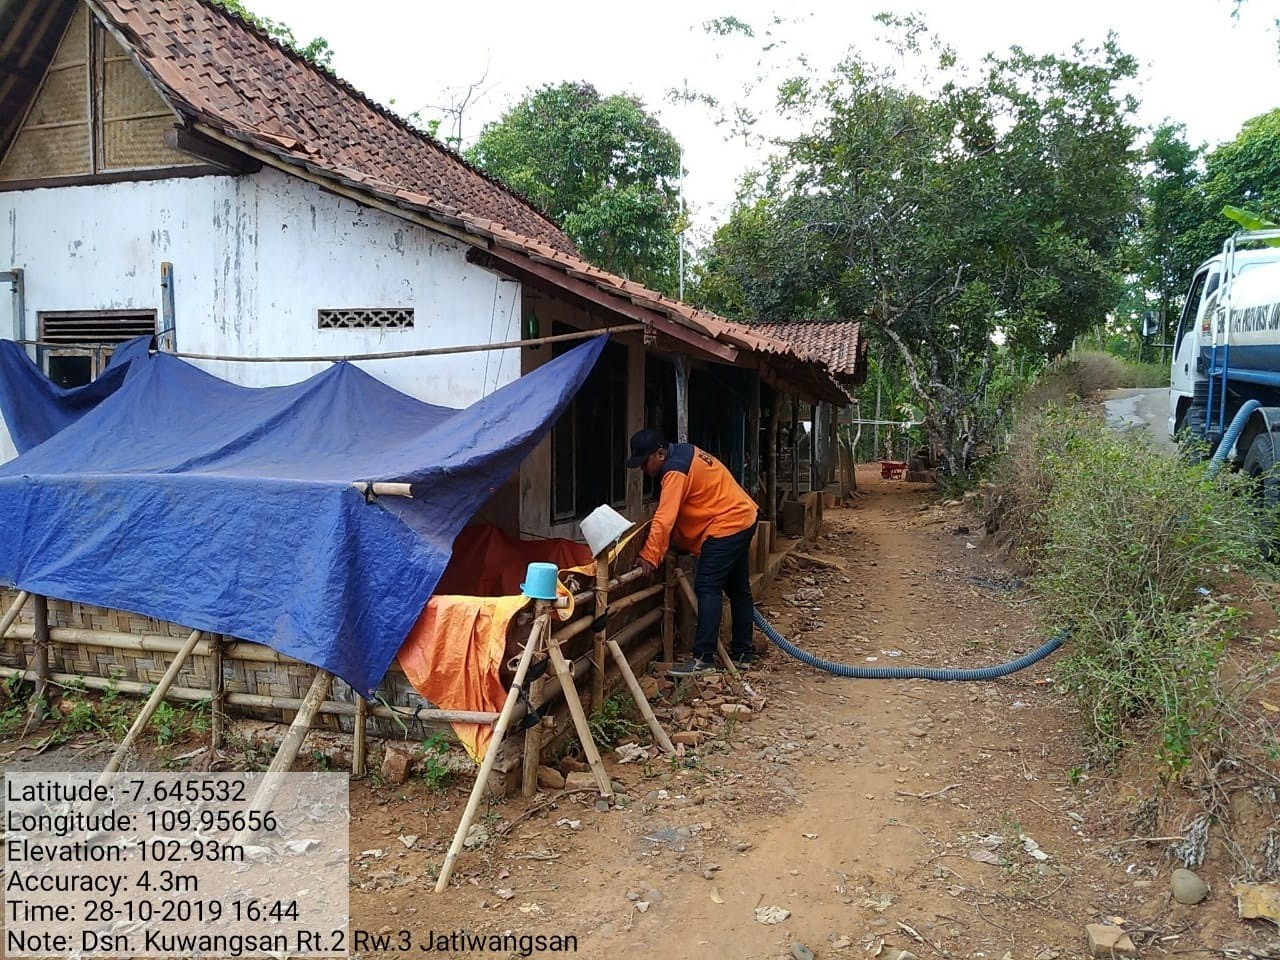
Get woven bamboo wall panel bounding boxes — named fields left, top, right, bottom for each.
left=29, top=64, right=89, bottom=126
left=102, top=115, right=188, bottom=169
left=0, top=110, right=92, bottom=181
left=53, top=5, right=90, bottom=66
left=0, top=589, right=451, bottom=738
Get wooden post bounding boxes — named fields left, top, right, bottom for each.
left=210, top=635, right=225, bottom=750
left=22, top=595, right=49, bottom=735
left=543, top=609, right=613, bottom=799
left=437, top=614, right=547, bottom=892
left=606, top=639, right=675, bottom=753
left=352, top=694, right=368, bottom=778
left=791, top=395, right=800, bottom=496
left=662, top=555, right=676, bottom=663
left=100, top=628, right=204, bottom=777
left=521, top=663, right=546, bottom=798
left=592, top=551, right=609, bottom=711
left=748, top=375, right=761, bottom=501
left=675, top=355, right=690, bottom=443
left=0, top=590, right=30, bottom=639
left=766, top=392, right=779, bottom=521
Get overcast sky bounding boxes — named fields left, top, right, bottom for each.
left=245, top=1, right=1280, bottom=239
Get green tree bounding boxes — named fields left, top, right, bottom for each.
left=467, top=82, right=683, bottom=293
left=692, top=26, right=1140, bottom=475
left=1135, top=124, right=1208, bottom=349
left=209, top=0, right=333, bottom=68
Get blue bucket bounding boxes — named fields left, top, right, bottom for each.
left=520, top=562, right=560, bottom=600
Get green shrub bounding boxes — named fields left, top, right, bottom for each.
left=1026, top=406, right=1265, bottom=770
left=588, top=693, right=640, bottom=750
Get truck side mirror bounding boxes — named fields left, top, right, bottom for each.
left=1141, top=309, right=1160, bottom=338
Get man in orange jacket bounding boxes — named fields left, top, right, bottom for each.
left=627, top=428, right=759, bottom=677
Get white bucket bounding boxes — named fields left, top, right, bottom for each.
left=580, top=504, right=635, bottom=559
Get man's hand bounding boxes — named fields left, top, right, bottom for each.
left=634, top=556, right=656, bottom=577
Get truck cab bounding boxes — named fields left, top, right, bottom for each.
left=1168, top=243, right=1280, bottom=441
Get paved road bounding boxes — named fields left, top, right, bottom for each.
left=1103, top=386, right=1176, bottom=454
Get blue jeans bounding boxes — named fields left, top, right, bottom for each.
left=693, top=524, right=756, bottom=662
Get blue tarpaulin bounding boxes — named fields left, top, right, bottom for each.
left=0, top=336, right=606, bottom=697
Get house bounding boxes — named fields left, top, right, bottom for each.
left=0, top=0, right=854, bottom=542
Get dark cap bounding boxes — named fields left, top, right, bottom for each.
left=625, top=428, right=666, bottom=468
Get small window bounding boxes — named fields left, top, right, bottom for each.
left=38, top=310, right=156, bottom=387
left=317, top=308, right=414, bottom=330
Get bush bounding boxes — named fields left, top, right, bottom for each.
left=1021, top=406, right=1265, bottom=770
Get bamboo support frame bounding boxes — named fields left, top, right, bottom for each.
left=100, top=629, right=204, bottom=777
left=606, top=638, right=674, bottom=754
left=353, top=695, right=368, bottom=778
left=592, top=551, right=608, bottom=712
left=210, top=634, right=225, bottom=749
left=662, top=557, right=676, bottom=662
left=0, top=667, right=498, bottom=723
left=544, top=628, right=613, bottom=798
left=26, top=595, right=49, bottom=732
left=3, top=622, right=284, bottom=661
left=674, top=569, right=749, bottom=688
left=437, top=613, right=548, bottom=892
left=0, top=590, right=30, bottom=640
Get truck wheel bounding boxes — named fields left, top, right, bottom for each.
left=1242, top=430, right=1280, bottom=554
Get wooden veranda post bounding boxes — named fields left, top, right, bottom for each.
left=766, top=393, right=779, bottom=521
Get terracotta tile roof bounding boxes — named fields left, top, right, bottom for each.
left=88, top=0, right=577, bottom=254
left=750, top=320, right=868, bottom=384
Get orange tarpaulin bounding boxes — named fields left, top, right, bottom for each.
left=396, top=525, right=595, bottom=761
left=397, top=593, right=531, bottom=761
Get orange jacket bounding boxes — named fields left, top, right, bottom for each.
left=639, top=443, right=758, bottom=567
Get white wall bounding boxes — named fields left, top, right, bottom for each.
left=0, top=167, right=524, bottom=463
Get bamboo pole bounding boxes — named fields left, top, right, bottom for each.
left=662, top=557, right=676, bottom=662
left=437, top=613, right=548, bottom=892
left=21, top=595, right=49, bottom=736
left=544, top=631, right=613, bottom=799
left=100, top=629, right=204, bottom=777
left=230, top=669, right=334, bottom=850
left=674, top=570, right=749, bottom=689
left=605, top=582, right=664, bottom=616
left=168, top=324, right=644, bottom=365
left=606, top=638, right=674, bottom=754
left=210, top=635, right=225, bottom=750
left=2, top=622, right=283, bottom=661
left=0, top=590, right=30, bottom=639
left=0, top=667, right=497, bottom=723
left=592, top=551, right=609, bottom=712
left=353, top=695, right=368, bottom=778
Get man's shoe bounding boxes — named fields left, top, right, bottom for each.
left=667, top=657, right=716, bottom=678
left=730, top=653, right=753, bottom=672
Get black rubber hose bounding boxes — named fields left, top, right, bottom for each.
left=753, top=609, right=1066, bottom=681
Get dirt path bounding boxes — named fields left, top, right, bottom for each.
left=348, top=467, right=1263, bottom=959
left=6, top=466, right=1263, bottom=956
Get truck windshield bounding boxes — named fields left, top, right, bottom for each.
left=1175, top=269, right=1210, bottom=354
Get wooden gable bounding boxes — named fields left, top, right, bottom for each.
left=0, top=1, right=200, bottom=184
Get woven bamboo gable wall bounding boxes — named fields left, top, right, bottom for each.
left=0, top=2, right=199, bottom=182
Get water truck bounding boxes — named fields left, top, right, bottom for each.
left=1167, top=230, right=1280, bottom=491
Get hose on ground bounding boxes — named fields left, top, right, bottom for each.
left=753, top=608, right=1066, bottom=681
left=1207, top=398, right=1261, bottom=477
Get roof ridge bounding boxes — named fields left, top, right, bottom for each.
left=196, top=0, right=568, bottom=243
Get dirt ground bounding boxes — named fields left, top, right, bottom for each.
left=4, top=464, right=1278, bottom=958
left=338, top=465, right=1277, bottom=959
